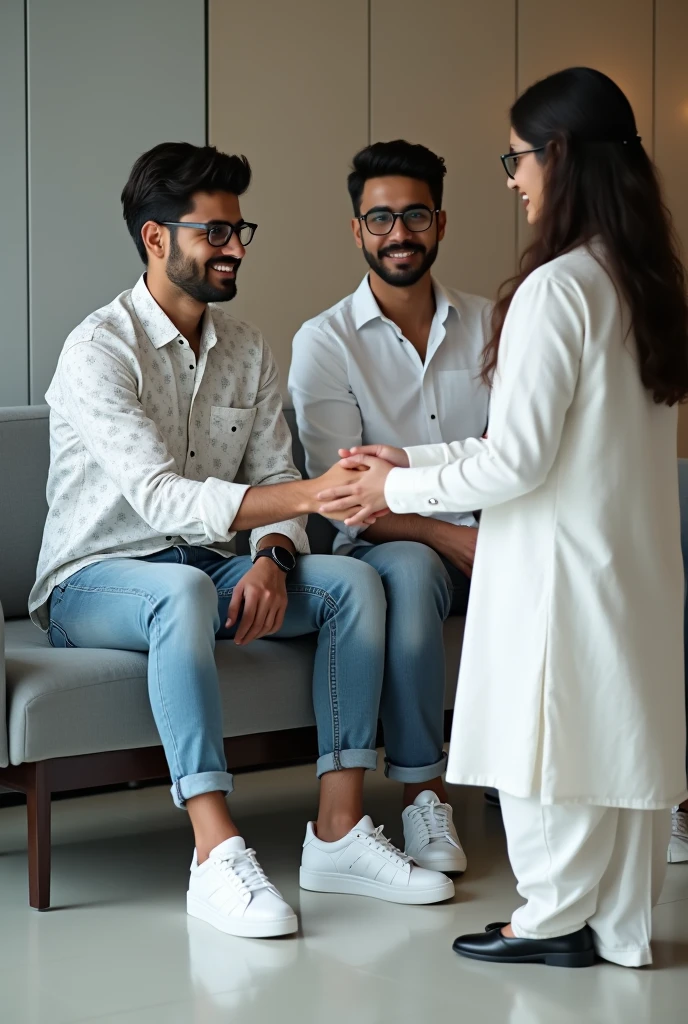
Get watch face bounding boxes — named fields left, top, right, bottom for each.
left=273, top=546, right=296, bottom=571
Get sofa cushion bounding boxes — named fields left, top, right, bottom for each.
left=4, top=617, right=463, bottom=764
left=0, top=407, right=50, bottom=618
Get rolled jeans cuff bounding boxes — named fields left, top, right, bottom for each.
left=384, top=750, right=448, bottom=783
left=171, top=770, right=234, bottom=810
left=316, top=748, right=378, bottom=778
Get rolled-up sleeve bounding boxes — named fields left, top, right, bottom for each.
left=385, top=278, right=584, bottom=515
left=59, top=336, right=247, bottom=544
left=239, top=342, right=310, bottom=556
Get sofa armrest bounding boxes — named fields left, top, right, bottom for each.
left=0, top=601, right=7, bottom=766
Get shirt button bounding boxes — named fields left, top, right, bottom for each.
left=189, top=364, right=194, bottom=370
left=166, top=536, right=172, bottom=541
left=231, top=426, right=237, bottom=432
left=178, top=339, right=184, bottom=345
left=430, top=414, right=436, bottom=420
left=428, top=498, right=439, bottom=506
left=189, top=451, right=195, bottom=457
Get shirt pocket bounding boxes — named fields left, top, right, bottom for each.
left=210, top=405, right=258, bottom=462
left=436, top=369, right=489, bottom=440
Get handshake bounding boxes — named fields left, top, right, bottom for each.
left=314, top=444, right=410, bottom=527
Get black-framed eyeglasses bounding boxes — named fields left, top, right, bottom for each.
left=358, top=205, right=439, bottom=236
left=160, top=220, right=258, bottom=247
left=500, top=148, right=546, bottom=180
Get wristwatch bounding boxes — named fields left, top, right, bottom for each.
left=252, top=545, right=297, bottom=573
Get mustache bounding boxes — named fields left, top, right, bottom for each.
left=378, top=243, right=426, bottom=258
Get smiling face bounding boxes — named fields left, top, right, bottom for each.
left=352, top=175, right=446, bottom=288
left=506, top=130, right=547, bottom=224
left=161, top=191, right=247, bottom=304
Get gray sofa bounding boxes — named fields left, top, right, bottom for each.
left=0, top=405, right=464, bottom=910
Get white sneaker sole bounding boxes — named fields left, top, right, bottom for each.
left=187, top=893, right=298, bottom=938
left=299, top=869, right=455, bottom=905
left=667, top=838, right=688, bottom=864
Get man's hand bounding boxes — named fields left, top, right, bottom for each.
left=311, top=462, right=384, bottom=525
left=433, top=522, right=479, bottom=578
left=317, top=455, right=395, bottom=526
left=225, top=557, right=288, bottom=645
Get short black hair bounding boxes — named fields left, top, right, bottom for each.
left=121, top=142, right=252, bottom=263
left=347, top=140, right=447, bottom=215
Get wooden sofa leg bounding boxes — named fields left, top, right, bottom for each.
left=26, top=763, right=51, bottom=910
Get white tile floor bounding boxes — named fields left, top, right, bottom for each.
left=1, top=762, right=687, bottom=1024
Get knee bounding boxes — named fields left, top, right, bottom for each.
left=321, top=557, right=387, bottom=626
left=376, top=542, right=448, bottom=593
left=152, top=565, right=217, bottom=623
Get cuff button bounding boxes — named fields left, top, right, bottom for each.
left=428, top=498, right=439, bottom=506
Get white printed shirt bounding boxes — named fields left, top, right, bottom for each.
left=289, top=275, right=492, bottom=553
left=29, top=275, right=309, bottom=628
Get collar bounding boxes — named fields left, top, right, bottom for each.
left=352, top=274, right=459, bottom=331
left=131, top=274, right=219, bottom=352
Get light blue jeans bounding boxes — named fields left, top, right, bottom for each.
left=350, top=540, right=470, bottom=783
left=47, top=547, right=386, bottom=808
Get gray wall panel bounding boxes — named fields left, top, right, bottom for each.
left=0, top=0, right=28, bottom=406
left=27, top=0, right=206, bottom=402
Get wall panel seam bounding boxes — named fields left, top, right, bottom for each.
left=24, top=0, right=31, bottom=403
left=651, top=0, right=656, bottom=158
left=514, top=0, right=519, bottom=274
left=367, top=0, right=372, bottom=144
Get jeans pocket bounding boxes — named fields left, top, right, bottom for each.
left=48, top=619, right=77, bottom=649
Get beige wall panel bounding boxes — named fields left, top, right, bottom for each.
left=371, top=0, right=517, bottom=303
left=655, top=1, right=688, bottom=456
left=209, top=0, right=368, bottom=393
left=517, top=0, right=654, bottom=252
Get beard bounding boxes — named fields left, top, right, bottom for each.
left=166, top=234, right=240, bottom=303
left=362, top=238, right=439, bottom=288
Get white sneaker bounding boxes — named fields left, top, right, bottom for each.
left=187, top=836, right=298, bottom=938
left=402, top=791, right=467, bottom=874
left=668, top=807, right=688, bottom=863
left=300, top=815, right=455, bottom=905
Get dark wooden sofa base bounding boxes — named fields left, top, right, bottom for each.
left=0, top=711, right=454, bottom=911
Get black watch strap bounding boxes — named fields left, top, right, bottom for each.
left=253, top=545, right=296, bottom=572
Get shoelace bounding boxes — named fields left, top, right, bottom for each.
left=673, top=808, right=688, bottom=840
left=213, top=847, right=273, bottom=896
left=363, top=825, right=412, bottom=867
left=408, top=802, right=460, bottom=848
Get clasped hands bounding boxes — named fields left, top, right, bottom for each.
left=316, top=444, right=410, bottom=527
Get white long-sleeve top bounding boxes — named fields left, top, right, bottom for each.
left=385, top=244, right=686, bottom=808
left=30, top=276, right=308, bottom=628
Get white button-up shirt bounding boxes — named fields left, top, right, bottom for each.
left=289, top=275, right=492, bottom=553
left=30, top=275, right=308, bottom=628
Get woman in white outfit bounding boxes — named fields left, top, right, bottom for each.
left=317, top=67, right=688, bottom=968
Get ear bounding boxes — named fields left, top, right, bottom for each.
left=352, top=216, right=363, bottom=250
left=437, top=210, right=447, bottom=243
left=140, top=220, right=167, bottom=262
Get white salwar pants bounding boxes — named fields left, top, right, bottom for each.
left=500, top=793, right=671, bottom=967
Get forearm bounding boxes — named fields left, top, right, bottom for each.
left=361, top=513, right=447, bottom=548
left=231, top=479, right=317, bottom=532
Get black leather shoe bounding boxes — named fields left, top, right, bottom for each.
left=453, top=924, right=596, bottom=968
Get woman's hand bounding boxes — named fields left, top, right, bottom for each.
left=311, top=463, right=381, bottom=525
left=337, top=444, right=410, bottom=469
left=318, top=455, right=396, bottom=526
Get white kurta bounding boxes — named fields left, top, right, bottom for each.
left=385, top=245, right=687, bottom=808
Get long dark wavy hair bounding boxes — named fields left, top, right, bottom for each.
left=483, top=67, right=688, bottom=406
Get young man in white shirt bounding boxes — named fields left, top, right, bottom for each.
left=290, top=141, right=492, bottom=873
left=29, top=142, right=454, bottom=939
